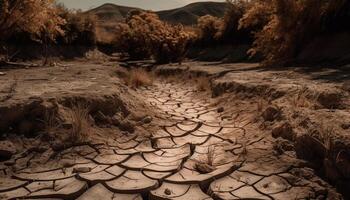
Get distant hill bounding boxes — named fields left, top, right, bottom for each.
left=87, top=2, right=227, bottom=25
left=86, top=3, right=135, bottom=22
left=157, top=2, right=227, bottom=25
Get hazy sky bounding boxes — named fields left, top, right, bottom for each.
left=57, top=0, right=225, bottom=11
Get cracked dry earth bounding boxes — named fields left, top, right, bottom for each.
left=0, top=80, right=341, bottom=200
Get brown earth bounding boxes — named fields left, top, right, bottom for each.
left=0, top=59, right=349, bottom=199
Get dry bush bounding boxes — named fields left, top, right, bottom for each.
left=115, top=10, right=194, bottom=63
left=239, top=0, right=347, bottom=65
left=197, top=15, right=223, bottom=45
left=127, top=68, right=153, bottom=88
left=56, top=5, right=97, bottom=46
left=0, top=0, right=65, bottom=43
left=216, top=0, right=251, bottom=43
left=68, top=104, right=91, bottom=142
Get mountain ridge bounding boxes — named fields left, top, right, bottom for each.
left=87, top=1, right=227, bottom=25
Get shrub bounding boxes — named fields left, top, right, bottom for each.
left=239, top=0, right=348, bottom=65
left=57, top=5, right=97, bottom=46
left=197, top=15, right=223, bottom=45
left=216, top=0, right=250, bottom=43
left=116, top=10, right=193, bottom=63
left=0, top=0, right=65, bottom=43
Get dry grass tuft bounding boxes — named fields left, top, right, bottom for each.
left=127, top=68, right=154, bottom=88
left=289, top=86, right=316, bottom=109
left=68, top=104, right=91, bottom=142
left=319, top=121, right=335, bottom=153
left=194, top=145, right=217, bottom=174
left=43, top=110, right=61, bottom=136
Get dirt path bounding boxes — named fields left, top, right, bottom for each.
left=0, top=79, right=341, bottom=199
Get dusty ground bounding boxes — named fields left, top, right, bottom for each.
left=0, top=60, right=349, bottom=199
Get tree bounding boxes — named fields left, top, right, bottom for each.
left=116, top=10, right=193, bottom=63
left=0, top=0, right=65, bottom=43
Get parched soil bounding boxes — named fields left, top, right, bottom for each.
left=0, top=60, right=349, bottom=199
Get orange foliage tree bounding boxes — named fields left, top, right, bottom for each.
left=239, top=0, right=347, bottom=65
left=116, top=10, right=194, bottom=63
left=197, top=15, right=222, bottom=44
left=0, top=0, right=66, bottom=43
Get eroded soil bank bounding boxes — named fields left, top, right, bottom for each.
left=0, top=60, right=349, bottom=199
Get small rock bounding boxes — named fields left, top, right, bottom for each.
left=0, top=140, right=16, bottom=161
left=119, top=120, right=135, bottom=133
left=164, top=188, right=172, bottom=195
left=217, top=107, right=224, bottom=113
left=324, top=158, right=341, bottom=182
left=142, top=116, right=153, bottom=124
left=262, top=106, right=281, bottom=122
left=0, top=72, right=6, bottom=76
left=341, top=123, right=350, bottom=130
left=73, top=167, right=92, bottom=173
left=271, top=122, right=295, bottom=141
left=336, top=151, right=350, bottom=178
left=295, top=134, right=326, bottom=166
left=110, top=115, right=121, bottom=126
left=194, top=163, right=216, bottom=174
left=19, top=120, right=34, bottom=136
left=4, top=160, right=15, bottom=166
left=273, top=138, right=294, bottom=155
left=60, top=159, right=75, bottom=168
left=317, top=91, right=342, bottom=109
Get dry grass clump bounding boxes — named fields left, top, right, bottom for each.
left=68, top=104, right=91, bottom=142
left=42, top=110, right=61, bottom=137
left=194, top=145, right=217, bottom=174
left=127, top=68, right=154, bottom=88
left=289, top=87, right=316, bottom=109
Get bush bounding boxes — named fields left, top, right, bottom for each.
left=0, top=0, right=65, bottom=43
left=216, top=0, right=250, bottom=43
left=195, top=1, right=254, bottom=49
left=239, top=0, right=348, bottom=65
left=116, top=10, right=193, bottom=63
left=57, top=5, right=97, bottom=46
left=197, top=15, right=223, bottom=45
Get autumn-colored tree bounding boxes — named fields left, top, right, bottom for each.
left=239, top=0, right=347, bottom=65
left=0, top=0, right=65, bottom=42
left=116, top=10, right=193, bottom=63
left=197, top=15, right=222, bottom=44
left=57, top=5, right=97, bottom=46
left=216, top=0, right=249, bottom=42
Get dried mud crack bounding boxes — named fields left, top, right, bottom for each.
left=0, top=78, right=342, bottom=200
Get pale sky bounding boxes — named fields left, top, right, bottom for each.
left=57, top=0, right=225, bottom=11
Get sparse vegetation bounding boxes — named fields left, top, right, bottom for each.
left=68, top=104, right=91, bottom=142
left=194, top=145, right=217, bottom=174
left=126, top=68, right=153, bottom=88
